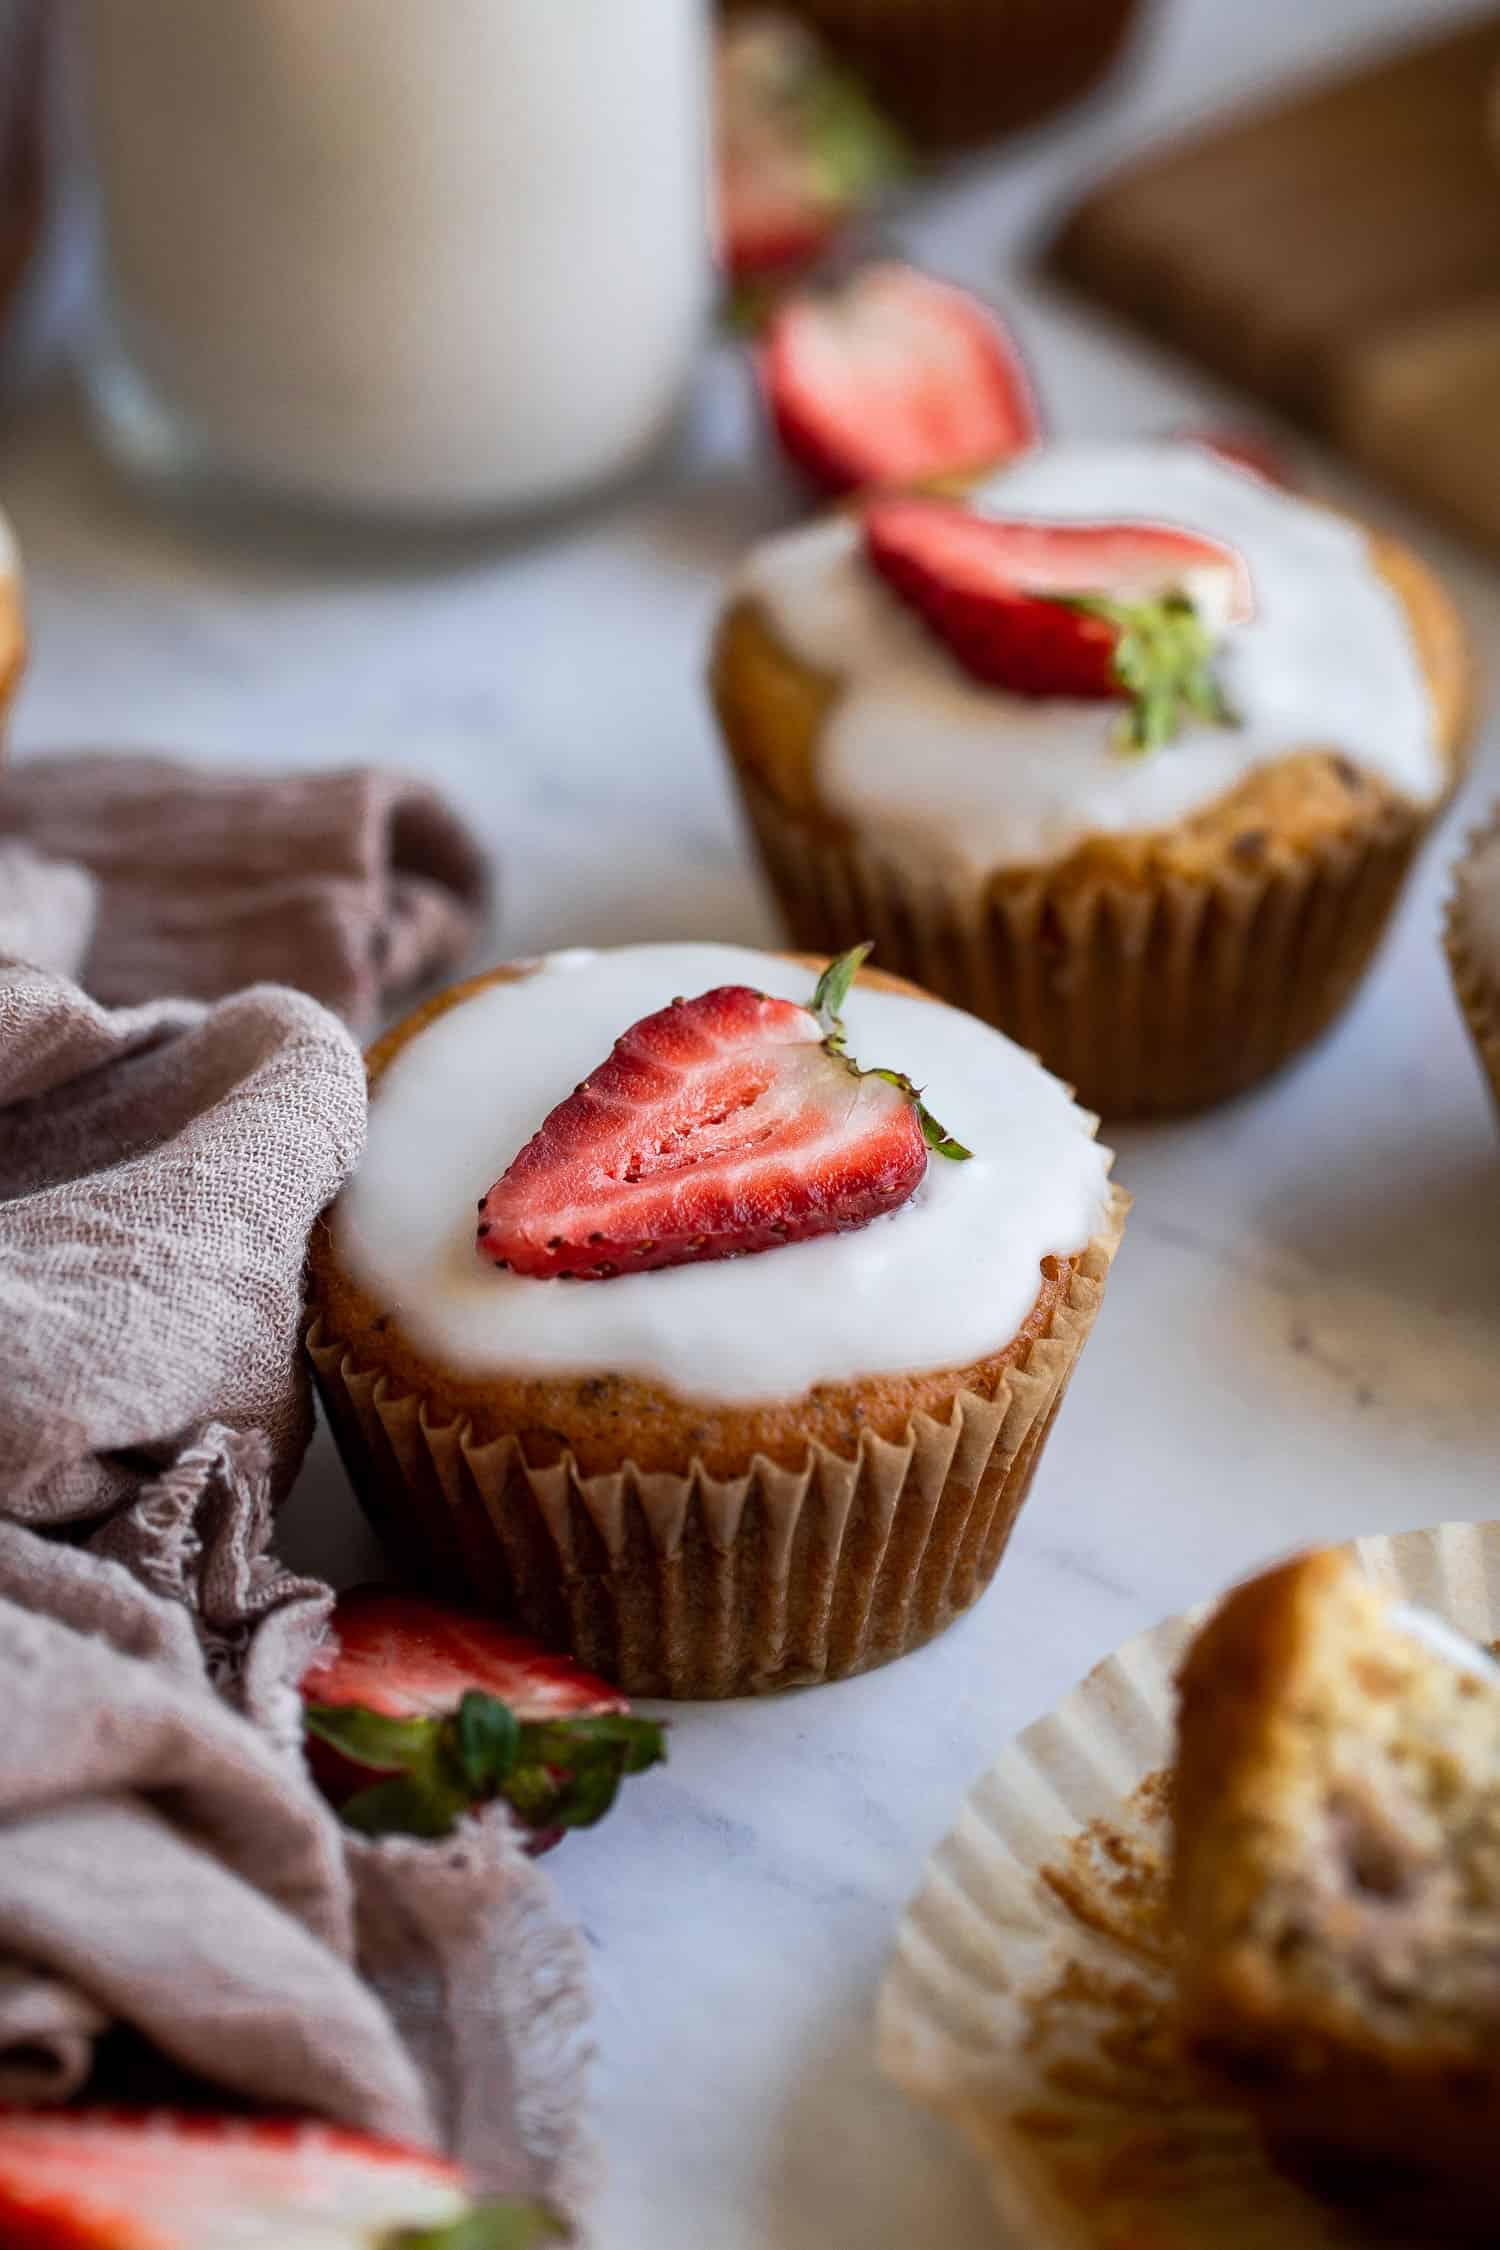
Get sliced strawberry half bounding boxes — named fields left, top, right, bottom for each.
left=759, top=262, right=1039, bottom=494
left=863, top=499, right=1253, bottom=752
left=302, top=1587, right=665, bottom=1848
left=475, top=946, right=968, bottom=1285
left=722, top=160, right=842, bottom=287
left=716, top=13, right=903, bottom=287
left=0, top=2106, right=560, bottom=2249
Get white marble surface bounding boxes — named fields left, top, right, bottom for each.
left=7, top=2, right=1500, bottom=2241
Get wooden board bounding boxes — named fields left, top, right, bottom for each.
left=1049, top=14, right=1500, bottom=551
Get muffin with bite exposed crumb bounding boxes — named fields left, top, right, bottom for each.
left=1447, top=802, right=1500, bottom=1117
left=1174, top=1546, right=1500, bottom=2229
left=712, top=438, right=1472, bottom=1116
left=306, top=941, right=1125, bottom=1697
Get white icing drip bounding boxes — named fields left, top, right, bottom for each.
left=737, top=441, right=1442, bottom=872
left=334, top=943, right=1113, bottom=1403
left=1390, top=1601, right=1500, bottom=1684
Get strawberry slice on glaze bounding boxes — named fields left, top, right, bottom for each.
left=863, top=498, right=1252, bottom=751
left=477, top=947, right=968, bottom=1282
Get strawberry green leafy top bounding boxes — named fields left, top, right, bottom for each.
left=811, top=944, right=971, bottom=1159
left=393, top=2203, right=564, bottom=2248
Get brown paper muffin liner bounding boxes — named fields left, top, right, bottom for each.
left=736, top=770, right=1427, bottom=1118
left=764, top=0, right=1141, bottom=153
left=878, top=1519, right=1500, bottom=2250
left=1445, top=802, right=1500, bottom=1117
left=306, top=1190, right=1125, bottom=1700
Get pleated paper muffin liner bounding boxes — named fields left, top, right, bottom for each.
left=1446, top=802, right=1500, bottom=1116
left=877, top=1519, right=1500, bottom=2250
left=305, top=1191, right=1125, bottom=1700
left=735, top=770, right=1426, bottom=1119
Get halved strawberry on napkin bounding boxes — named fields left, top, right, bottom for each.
left=760, top=262, right=1039, bottom=494
left=863, top=498, right=1253, bottom=752
left=0, top=2107, right=561, bottom=2248
left=302, top=1587, right=665, bottom=1849
left=475, top=943, right=968, bottom=1284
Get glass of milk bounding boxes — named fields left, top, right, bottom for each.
left=76, top=0, right=710, bottom=523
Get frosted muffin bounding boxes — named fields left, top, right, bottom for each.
left=711, top=440, right=1472, bottom=1116
left=768, top=0, right=1141, bottom=154
left=306, top=943, right=1125, bottom=1697
left=1447, top=804, right=1500, bottom=1116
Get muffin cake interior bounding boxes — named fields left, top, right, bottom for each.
left=1174, top=1550, right=1500, bottom=2216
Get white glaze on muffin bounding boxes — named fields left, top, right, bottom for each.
left=738, top=441, right=1441, bottom=871
left=333, top=943, right=1113, bottom=1401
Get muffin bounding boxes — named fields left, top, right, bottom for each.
left=1174, top=1547, right=1500, bottom=2227
left=306, top=942, right=1125, bottom=1698
left=1446, top=802, right=1500, bottom=1115
left=711, top=439, right=1473, bottom=1117
left=749, top=0, right=1143, bottom=155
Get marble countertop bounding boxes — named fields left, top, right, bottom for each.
left=6, top=1, right=1499, bottom=2241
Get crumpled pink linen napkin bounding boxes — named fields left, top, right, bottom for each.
left=0, top=764, right=590, bottom=2220
left=0, top=752, right=490, bottom=1036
